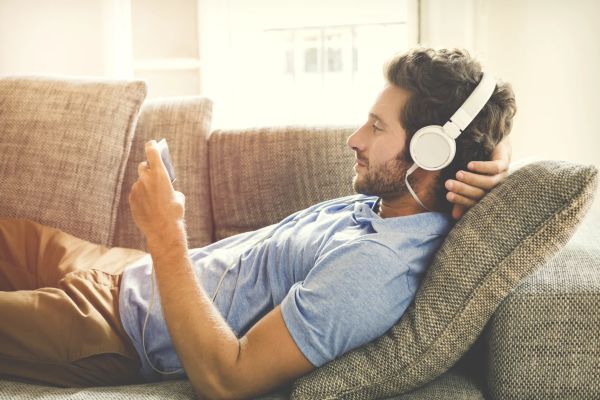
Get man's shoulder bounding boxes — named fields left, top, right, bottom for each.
left=314, top=236, right=402, bottom=277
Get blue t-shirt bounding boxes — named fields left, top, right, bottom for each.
left=118, top=195, right=453, bottom=379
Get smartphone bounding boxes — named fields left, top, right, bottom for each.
left=156, top=138, right=176, bottom=183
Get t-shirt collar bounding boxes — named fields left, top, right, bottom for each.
left=354, top=197, right=454, bottom=236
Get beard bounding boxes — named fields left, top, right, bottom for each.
left=352, top=151, right=413, bottom=198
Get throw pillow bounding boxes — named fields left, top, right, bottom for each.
left=0, top=76, right=146, bottom=246
left=290, top=160, right=598, bottom=399
left=112, top=96, right=214, bottom=250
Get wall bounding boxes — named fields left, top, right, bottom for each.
left=0, top=0, right=107, bottom=76
left=420, top=0, right=600, bottom=171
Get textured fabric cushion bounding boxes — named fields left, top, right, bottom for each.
left=290, top=161, right=598, bottom=399
left=0, top=380, right=196, bottom=400
left=112, top=96, right=213, bottom=250
left=208, top=126, right=355, bottom=240
left=488, top=206, right=600, bottom=399
left=0, top=367, right=483, bottom=399
left=388, top=367, right=484, bottom=400
left=0, top=76, right=146, bottom=246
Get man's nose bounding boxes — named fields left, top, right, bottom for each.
left=347, top=126, right=365, bottom=152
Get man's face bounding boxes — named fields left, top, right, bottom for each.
left=347, top=84, right=412, bottom=198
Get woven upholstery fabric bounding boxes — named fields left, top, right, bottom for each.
left=0, top=367, right=482, bottom=400
left=112, top=96, right=213, bottom=250
left=0, top=380, right=196, bottom=400
left=488, top=207, right=600, bottom=399
left=0, top=76, right=146, bottom=246
left=389, top=367, right=484, bottom=400
left=208, top=126, right=355, bottom=240
left=291, top=161, right=598, bottom=400
left=0, top=378, right=288, bottom=400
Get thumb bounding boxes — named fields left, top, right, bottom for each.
left=174, top=191, right=186, bottom=206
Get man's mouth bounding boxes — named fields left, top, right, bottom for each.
left=355, top=158, right=368, bottom=167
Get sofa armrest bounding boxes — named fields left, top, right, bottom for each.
left=487, top=209, right=600, bottom=399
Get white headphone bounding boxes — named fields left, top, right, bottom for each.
left=409, top=73, right=496, bottom=171
left=404, top=73, right=496, bottom=211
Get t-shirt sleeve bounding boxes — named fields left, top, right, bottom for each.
left=280, top=239, right=414, bottom=367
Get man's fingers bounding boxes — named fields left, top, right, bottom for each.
left=174, top=191, right=186, bottom=205
left=144, top=140, right=171, bottom=183
left=137, top=161, right=149, bottom=177
left=445, top=179, right=487, bottom=201
left=456, top=170, right=505, bottom=191
left=446, top=192, right=477, bottom=208
left=467, top=159, right=509, bottom=175
left=145, top=140, right=164, bottom=171
left=451, top=204, right=468, bottom=220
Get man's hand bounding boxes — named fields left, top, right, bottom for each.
left=445, top=136, right=512, bottom=220
left=129, top=140, right=186, bottom=247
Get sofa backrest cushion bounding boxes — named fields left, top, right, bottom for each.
left=290, top=160, right=598, bottom=399
left=208, top=126, right=356, bottom=240
left=0, top=76, right=146, bottom=246
left=113, top=96, right=213, bottom=250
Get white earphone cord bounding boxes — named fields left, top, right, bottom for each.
left=405, top=163, right=431, bottom=212
left=142, top=269, right=184, bottom=375
left=141, top=232, right=272, bottom=376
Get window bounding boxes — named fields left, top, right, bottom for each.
left=199, top=0, right=418, bottom=128
left=124, top=0, right=417, bottom=127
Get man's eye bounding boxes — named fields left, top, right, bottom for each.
left=372, top=123, right=383, bottom=132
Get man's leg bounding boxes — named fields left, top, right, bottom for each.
left=0, top=218, right=147, bottom=290
left=0, top=218, right=148, bottom=386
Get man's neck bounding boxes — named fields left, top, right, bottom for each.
left=377, top=193, right=443, bottom=218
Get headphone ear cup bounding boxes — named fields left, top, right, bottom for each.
left=409, top=126, right=456, bottom=171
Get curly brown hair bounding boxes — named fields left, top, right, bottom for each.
left=385, top=47, right=517, bottom=212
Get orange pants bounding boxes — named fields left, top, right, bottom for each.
left=0, top=218, right=148, bottom=387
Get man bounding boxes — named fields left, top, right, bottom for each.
left=0, top=47, right=515, bottom=399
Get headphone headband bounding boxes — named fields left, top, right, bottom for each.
left=443, top=73, right=496, bottom=139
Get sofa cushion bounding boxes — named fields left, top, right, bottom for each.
left=208, top=126, right=355, bottom=240
left=0, top=76, right=146, bottom=246
left=112, top=96, right=213, bottom=250
left=488, top=206, right=600, bottom=399
left=0, top=366, right=483, bottom=399
left=290, top=161, right=598, bottom=399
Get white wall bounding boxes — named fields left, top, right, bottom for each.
left=421, top=0, right=600, bottom=171
left=0, top=0, right=107, bottom=76
left=484, top=0, right=600, bottom=171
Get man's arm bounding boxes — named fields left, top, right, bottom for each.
left=148, top=243, right=314, bottom=399
left=445, top=136, right=512, bottom=219
left=129, top=141, right=314, bottom=400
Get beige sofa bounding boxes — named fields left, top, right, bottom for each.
left=1, top=78, right=599, bottom=399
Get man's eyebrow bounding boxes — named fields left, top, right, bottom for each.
left=369, top=112, right=389, bottom=127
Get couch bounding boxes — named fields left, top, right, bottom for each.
left=0, top=78, right=599, bottom=399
